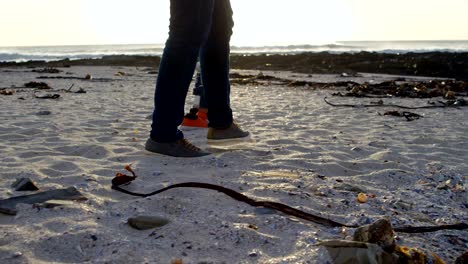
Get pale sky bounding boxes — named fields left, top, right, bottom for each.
left=1, top=0, right=467, bottom=47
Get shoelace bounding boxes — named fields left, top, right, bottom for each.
left=179, top=139, right=201, bottom=152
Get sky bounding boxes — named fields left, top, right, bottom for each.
left=1, top=0, right=467, bottom=47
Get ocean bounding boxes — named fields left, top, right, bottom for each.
left=1, top=41, right=467, bottom=63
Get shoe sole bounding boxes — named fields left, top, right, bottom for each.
left=145, top=138, right=211, bottom=157
left=179, top=125, right=209, bottom=131
left=206, top=134, right=253, bottom=145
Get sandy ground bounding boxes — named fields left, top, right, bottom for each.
left=0, top=66, right=467, bottom=263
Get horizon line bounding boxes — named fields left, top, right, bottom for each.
left=2, top=39, right=468, bottom=48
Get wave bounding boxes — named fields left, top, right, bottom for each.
left=1, top=41, right=467, bottom=62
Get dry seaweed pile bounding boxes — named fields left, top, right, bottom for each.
left=333, top=79, right=468, bottom=99
left=229, top=72, right=468, bottom=100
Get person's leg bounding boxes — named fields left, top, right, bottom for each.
left=199, top=0, right=234, bottom=128
left=150, top=0, right=215, bottom=142
left=194, top=72, right=209, bottom=109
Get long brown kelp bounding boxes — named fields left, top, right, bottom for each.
left=111, top=165, right=467, bottom=234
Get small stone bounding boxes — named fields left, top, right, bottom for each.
left=11, top=178, right=39, bottom=191
left=12, top=252, right=23, bottom=258
left=128, top=215, right=170, bottom=230
left=248, top=250, right=259, bottom=257
left=357, top=193, right=368, bottom=203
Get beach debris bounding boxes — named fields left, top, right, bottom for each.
left=34, top=92, right=60, bottom=99
left=319, top=219, right=446, bottom=264
left=115, top=71, right=126, bottom=76
left=111, top=168, right=468, bottom=234
left=24, top=81, right=51, bottom=89
left=382, top=111, right=423, bottom=121
left=128, top=215, right=170, bottom=230
left=85, top=74, right=92, bottom=80
left=0, top=187, right=86, bottom=215
left=334, top=79, right=467, bottom=98
left=357, top=193, right=368, bottom=203
left=112, top=164, right=137, bottom=186
left=11, top=178, right=39, bottom=191
left=0, top=88, right=15, bottom=95
left=32, top=67, right=62, bottom=74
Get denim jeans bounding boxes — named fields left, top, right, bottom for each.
left=193, top=72, right=208, bottom=109
left=150, top=0, right=234, bottom=143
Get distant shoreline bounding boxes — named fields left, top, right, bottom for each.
left=1, top=51, right=467, bottom=80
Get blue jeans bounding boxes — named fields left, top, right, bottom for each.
left=150, top=0, right=234, bottom=143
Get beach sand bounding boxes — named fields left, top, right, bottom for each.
left=0, top=66, right=467, bottom=263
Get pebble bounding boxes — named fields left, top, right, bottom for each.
left=12, top=252, right=23, bottom=258
left=128, top=215, right=170, bottom=230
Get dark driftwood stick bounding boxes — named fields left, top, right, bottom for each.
left=112, top=182, right=467, bottom=233
left=0, top=187, right=86, bottom=215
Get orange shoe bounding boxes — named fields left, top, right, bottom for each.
left=181, top=108, right=208, bottom=128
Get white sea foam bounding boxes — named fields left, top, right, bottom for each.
left=1, top=41, right=467, bottom=62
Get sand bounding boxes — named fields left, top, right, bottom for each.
left=0, top=66, right=467, bottom=263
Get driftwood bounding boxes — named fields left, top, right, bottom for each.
left=111, top=167, right=467, bottom=234
left=0, top=187, right=87, bottom=215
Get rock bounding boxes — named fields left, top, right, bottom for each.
left=318, top=240, right=399, bottom=264
left=37, top=199, right=75, bottom=209
left=357, top=193, right=368, bottom=203
left=353, top=218, right=395, bottom=253
left=0, top=187, right=86, bottom=215
left=128, top=215, right=170, bottom=230
left=11, top=178, right=39, bottom=191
